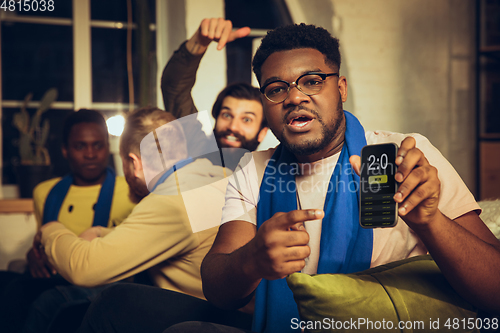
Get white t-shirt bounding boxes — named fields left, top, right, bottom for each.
left=221, top=130, right=480, bottom=274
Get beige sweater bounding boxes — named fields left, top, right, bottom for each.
left=41, top=158, right=227, bottom=300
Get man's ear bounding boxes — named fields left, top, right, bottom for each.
left=257, top=127, right=269, bottom=143
left=339, top=76, right=348, bottom=103
left=128, top=152, right=143, bottom=178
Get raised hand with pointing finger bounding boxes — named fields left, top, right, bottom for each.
left=245, top=209, right=323, bottom=281
left=186, top=18, right=251, bottom=55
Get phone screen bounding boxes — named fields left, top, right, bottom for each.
left=359, top=143, right=398, bottom=228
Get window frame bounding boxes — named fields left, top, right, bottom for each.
left=0, top=0, right=159, bottom=188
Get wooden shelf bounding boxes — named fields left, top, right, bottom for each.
left=480, top=45, right=500, bottom=53
left=0, top=199, right=34, bottom=214
left=477, top=0, right=500, bottom=199
left=480, top=142, right=500, bottom=200
left=479, top=133, right=500, bottom=140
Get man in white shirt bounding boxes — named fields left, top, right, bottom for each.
left=78, top=23, right=500, bottom=333
left=199, top=23, right=500, bottom=333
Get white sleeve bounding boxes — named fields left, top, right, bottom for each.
left=220, top=152, right=260, bottom=225
left=411, top=133, right=480, bottom=219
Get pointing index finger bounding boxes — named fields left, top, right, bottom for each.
left=217, top=26, right=250, bottom=50
left=274, top=209, right=324, bottom=231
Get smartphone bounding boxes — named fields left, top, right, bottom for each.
left=359, top=143, right=398, bottom=228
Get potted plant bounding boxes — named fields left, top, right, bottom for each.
left=12, top=88, right=58, bottom=198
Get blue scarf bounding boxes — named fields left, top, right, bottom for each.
left=253, top=111, right=373, bottom=333
left=42, top=167, right=116, bottom=227
left=149, top=157, right=194, bottom=192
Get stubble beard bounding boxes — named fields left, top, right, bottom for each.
left=281, top=98, right=344, bottom=157
left=214, top=129, right=261, bottom=152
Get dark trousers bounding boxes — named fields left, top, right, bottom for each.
left=76, top=283, right=253, bottom=333
left=0, top=270, right=116, bottom=333
left=164, top=322, right=253, bottom=333
left=0, top=271, right=70, bottom=333
left=23, top=283, right=112, bottom=333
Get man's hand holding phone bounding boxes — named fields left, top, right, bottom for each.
left=351, top=137, right=442, bottom=229
left=392, top=137, right=442, bottom=228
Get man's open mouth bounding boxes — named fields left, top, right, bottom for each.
left=286, top=112, right=315, bottom=131
left=288, top=115, right=313, bottom=128
left=225, top=135, right=239, bottom=142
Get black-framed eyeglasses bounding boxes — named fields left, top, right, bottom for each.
left=260, top=72, right=339, bottom=103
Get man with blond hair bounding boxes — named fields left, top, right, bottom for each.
left=34, top=107, right=250, bottom=332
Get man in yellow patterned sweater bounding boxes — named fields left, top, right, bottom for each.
left=0, top=109, right=135, bottom=333
left=33, top=110, right=134, bottom=230
left=34, top=107, right=250, bottom=332
left=31, top=109, right=135, bottom=277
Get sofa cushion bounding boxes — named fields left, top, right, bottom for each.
left=478, top=200, right=500, bottom=240
left=287, top=255, right=481, bottom=333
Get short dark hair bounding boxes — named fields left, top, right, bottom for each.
left=63, top=109, right=108, bottom=147
left=211, top=82, right=267, bottom=128
left=120, top=106, right=176, bottom=157
left=252, top=23, right=341, bottom=83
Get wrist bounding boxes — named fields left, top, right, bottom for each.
left=238, top=239, right=262, bottom=282
left=185, top=36, right=208, bottom=56
left=40, top=221, right=60, bottom=232
left=408, top=210, right=447, bottom=234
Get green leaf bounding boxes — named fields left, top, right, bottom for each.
left=36, top=88, right=58, bottom=116
left=15, top=88, right=56, bottom=165
left=13, top=113, right=28, bottom=134
left=40, top=119, right=50, bottom=146
left=18, top=134, right=33, bottom=162
left=21, top=92, right=33, bottom=116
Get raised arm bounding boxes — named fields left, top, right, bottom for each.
left=160, top=41, right=201, bottom=119
left=161, top=18, right=250, bottom=119
left=201, top=209, right=323, bottom=310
